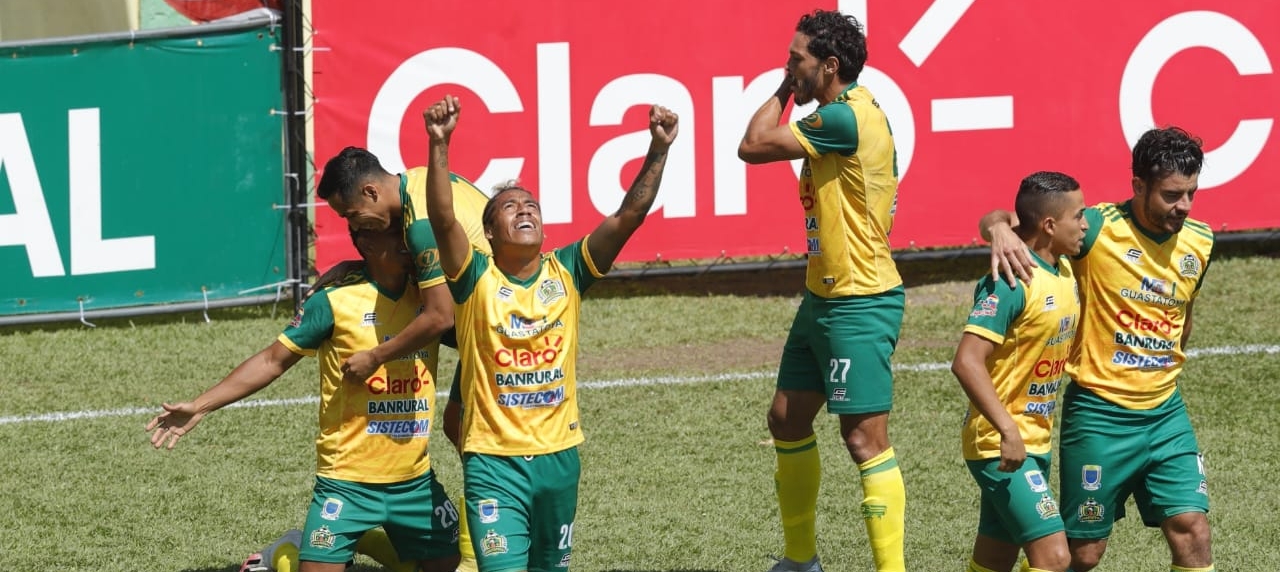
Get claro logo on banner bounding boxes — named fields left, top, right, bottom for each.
left=310, top=1, right=1279, bottom=270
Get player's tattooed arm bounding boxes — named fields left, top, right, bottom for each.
left=587, top=105, right=679, bottom=272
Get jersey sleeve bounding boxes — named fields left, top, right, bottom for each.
left=790, top=102, right=859, bottom=157
left=553, top=238, right=605, bottom=293
left=1074, top=206, right=1105, bottom=259
left=447, top=247, right=488, bottom=303
left=404, top=219, right=445, bottom=289
left=278, top=289, right=335, bottom=355
left=962, top=275, right=1025, bottom=344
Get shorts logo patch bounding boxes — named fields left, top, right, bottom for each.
left=1078, top=498, right=1104, bottom=523
left=558, top=553, right=572, bottom=568
left=1197, top=480, right=1208, bottom=495
left=310, top=526, right=336, bottom=549
left=321, top=498, right=344, bottom=521
left=832, top=388, right=847, bottom=401
left=481, top=529, right=509, bottom=556
left=1025, top=470, right=1048, bottom=493
left=1036, top=494, right=1059, bottom=519
left=1081, top=464, right=1102, bottom=491
left=478, top=499, right=500, bottom=524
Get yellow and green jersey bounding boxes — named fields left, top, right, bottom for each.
left=279, top=270, right=437, bottom=483
left=790, top=83, right=902, bottom=298
left=448, top=238, right=603, bottom=456
left=399, top=167, right=492, bottom=290
left=1067, top=201, right=1214, bottom=409
left=961, top=252, right=1080, bottom=460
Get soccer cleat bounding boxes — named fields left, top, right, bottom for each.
left=240, top=529, right=302, bottom=572
left=767, top=555, right=824, bottom=572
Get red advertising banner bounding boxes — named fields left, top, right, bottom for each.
left=311, top=0, right=1279, bottom=270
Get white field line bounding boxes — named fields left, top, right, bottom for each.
left=3, top=344, right=1276, bottom=426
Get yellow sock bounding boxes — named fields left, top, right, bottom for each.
left=270, top=541, right=298, bottom=572
left=1170, top=565, right=1215, bottom=572
left=775, top=434, right=820, bottom=562
left=1026, top=568, right=1053, bottom=572
left=966, top=557, right=998, bottom=572
left=859, top=447, right=906, bottom=572
left=457, top=505, right=478, bottom=572
left=355, top=528, right=415, bottom=572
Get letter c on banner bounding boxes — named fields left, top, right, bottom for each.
left=367, top=48, right=525, bottom=192
left=1119, top=11, right=1273, bottom=189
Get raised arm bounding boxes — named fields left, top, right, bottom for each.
left=951, top=333, right=1025, bottom=472
left=737, top=74, right=807, bottom=164
left=979, top=209, right=1035, bottom=287
left=422, top=95, right=472, bottom=278
left=586, top=105, right=680, bottom=272
left=146, top=341, right=303, bottom=450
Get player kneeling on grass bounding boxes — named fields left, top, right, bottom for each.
left=950, top=172, right=1088, bottom=572
left=147, top=225, right=462, bottom=572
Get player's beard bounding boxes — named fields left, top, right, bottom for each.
left=793, top=72, right=818, bottom=105
left=1146, top=193, right=1187, bottom=233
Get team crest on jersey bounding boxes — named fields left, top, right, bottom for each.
left=321, top=497, right=343, bottom=520
left=309, top=526, right=336, bottom=549
left=1025, top=470, right=1048, bottom=493
left=1078, top=498, right=1104, bottom=522
left=1082, top=465, right=1102, bottom=491
left=537, top=279, right=566, bottom=305
left=1179, top=254, right=1202, bottom=278
left=481, top=530, right=509, bottom=556
left=1059, top=316, right=1073, bottom=333
left=361, top=312, right=379, bottom=327
left=806, top=237, right=821, bottom=255
left=1036, top=494, right=1059, bottom=519
left=478, top=499, right=500, bottom=524
left=970, top=294, right=999, bottom=318
left=1125, top=248, right=1143, bottom=263
left=416, top=248, right=439, bottom=272
left=801, top=112, right=823, bottom=129
left=1043, top=295, right=1057, bottom=311
left=496, top=285, right=514, bottom=301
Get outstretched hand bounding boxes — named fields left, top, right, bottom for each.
left=146, top=402, right=207, bottom=450
left=649, top=105, right=679, bottom=148
left=423, top=95, right=461, bottom=142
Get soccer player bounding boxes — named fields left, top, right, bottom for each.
left=951, top=172, right=1088, bottom=572
left=980, top=127, right=1215, bottom=572
left=421, top=94, right=677, bottom=572
left=737, top=9, right=906, bottom=572
left=315, top=147, right=491, bottom=385
left=147, top=226, right=461, bottom=572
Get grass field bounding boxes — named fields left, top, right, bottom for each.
left=1, top=255, right=1277, bottom=572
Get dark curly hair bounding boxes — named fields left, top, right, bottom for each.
left=796, top=9, right=867, bottom=83
left=317, top=146, right=390, bottom=202
left=1131, top=127, right=1203, bottom=185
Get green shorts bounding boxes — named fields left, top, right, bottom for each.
left=1058, top=383, right=1209, bottom=539
left=967, top=453, right=1064, bottom=545
left=777, top=287, right=905, bottom=414
left=462, top=448, right=580, bottom=572
left=299, top=471, right=460, bottom=564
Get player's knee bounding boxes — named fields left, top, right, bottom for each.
left=1035, top=545, right=1071, bottom=572
left=1067, top=540, right=1106, bottom=572
left=840, top=425, right=889, bottom=463
left=1164, top=511, right=1212, bottom=551
left=766, top=404, right=814, bottom=440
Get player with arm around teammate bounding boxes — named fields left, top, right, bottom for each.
left=147, top=226, right=462, bottom=572
left=951, top=172, right=1088, bottom=572
left=979, top=127, right=1216, bottom=572
left=423, top=94, right=677, bottom=572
